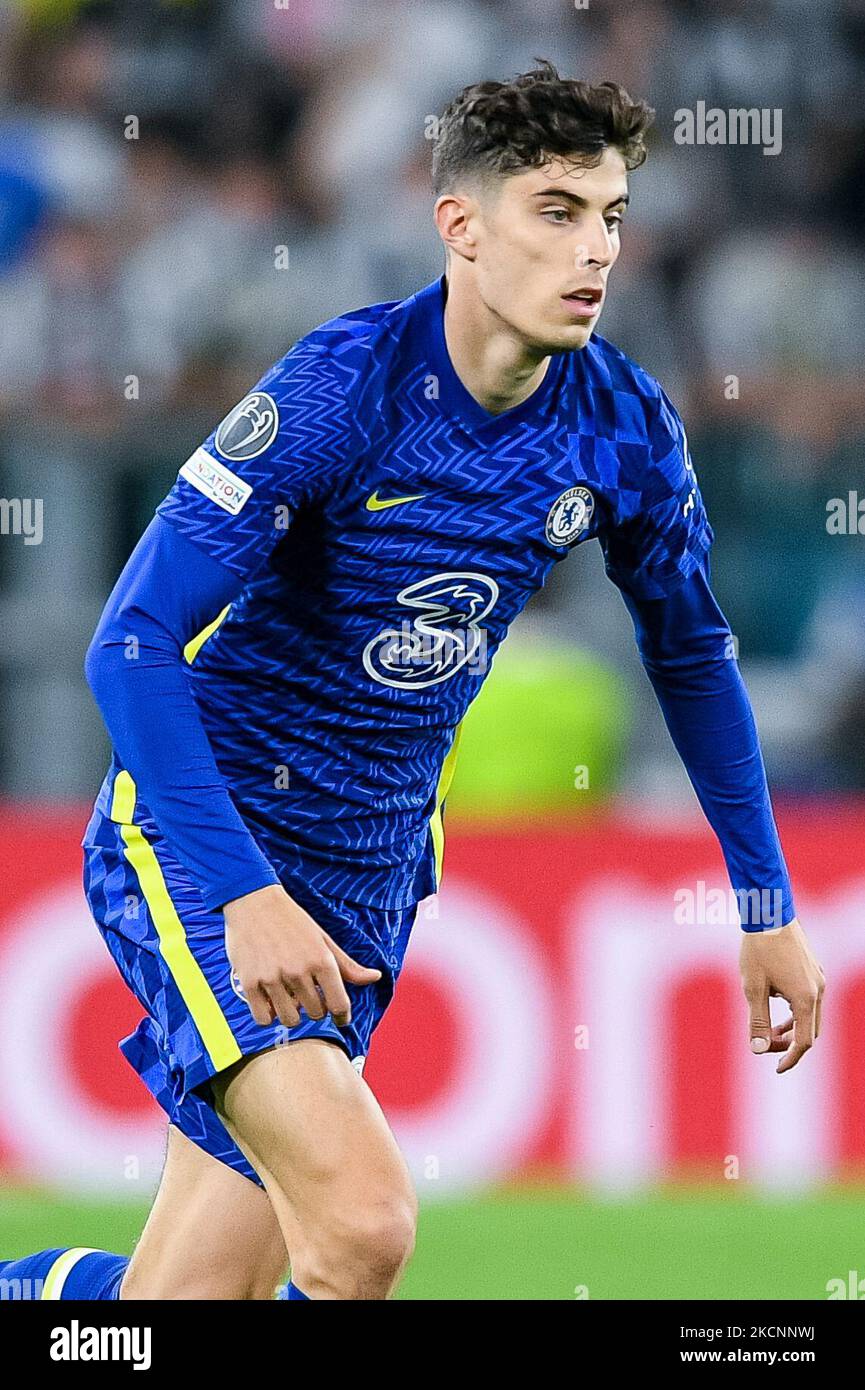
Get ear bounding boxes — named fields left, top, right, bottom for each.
left=434, top=193, right=478, bottom=263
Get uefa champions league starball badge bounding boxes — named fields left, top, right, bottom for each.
left=545, top=485, right=595, bottom=547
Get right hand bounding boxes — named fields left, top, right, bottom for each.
left=224, top=884, right=382, bottom=1030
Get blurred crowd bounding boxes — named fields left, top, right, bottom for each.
left=1, top=0, right=864, bottom=799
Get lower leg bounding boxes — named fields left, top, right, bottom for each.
left=2, top=1126, right=287, bottom=1303
left=119, top=1126, right=288, bottom=1301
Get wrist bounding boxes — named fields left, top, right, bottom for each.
left=740, top=912, right=798, bottom=937
left=222, top=881, right=284, bottom=921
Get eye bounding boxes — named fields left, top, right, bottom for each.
left=542, top=207, right=570, bottom=223
left=605, top=213, right=624, bottom=231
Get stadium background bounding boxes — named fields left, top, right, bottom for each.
left=1, top=0, right=864, bottom=1299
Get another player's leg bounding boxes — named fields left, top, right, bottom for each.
left=119, top=1124, right=288, bottom=1300
left=80, top=830, right=419, bottom=1301
left=1, top=1126, right=287, bottom=1302
left=213, top=1037, right=418, bottom=1301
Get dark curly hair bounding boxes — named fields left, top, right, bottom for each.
left=432, top=60, right=654, bottom=195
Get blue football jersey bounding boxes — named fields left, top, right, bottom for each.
left=95, top=275, right=713, bottom=909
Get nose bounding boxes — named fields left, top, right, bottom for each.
left=574, top=218, right=616, bottom=271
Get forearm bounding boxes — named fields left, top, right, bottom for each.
left=622, top=568, right=795, bottom=930
left=646, top=657, right=794, bottom=929
left=85, top=517, right=280, bottom=911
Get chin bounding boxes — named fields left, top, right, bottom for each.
left=549, top=323, right=595, bottom=353
left=516, top=315, right=596, bottom=357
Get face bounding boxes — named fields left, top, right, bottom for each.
left=443, top=148, right=629, bottom=354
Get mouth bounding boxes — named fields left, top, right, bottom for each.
left=561, top=286, right=604, bottom=319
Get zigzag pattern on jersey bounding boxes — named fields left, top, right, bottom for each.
left=101, top=278, right=712, bottom=908
left=158, top=346, right=360, bottom=579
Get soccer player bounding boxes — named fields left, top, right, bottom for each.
left=3, top=62, right=825, bottom=1302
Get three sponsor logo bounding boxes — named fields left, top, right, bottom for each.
left=176, top=388, right=667, bottom=694
left=362, top=571, right=499, bottom=689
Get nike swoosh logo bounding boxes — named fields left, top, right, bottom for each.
left=365, top=490, right=427, bottom=512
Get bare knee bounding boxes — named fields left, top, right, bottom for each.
left=295, top=1196, right=417, bottom=1300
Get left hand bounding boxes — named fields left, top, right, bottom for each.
left=739, top=917, right=826, bottom=1074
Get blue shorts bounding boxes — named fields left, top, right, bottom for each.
left=82, top=819, right=418, bottom=1188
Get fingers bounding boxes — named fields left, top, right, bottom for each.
left=284, top=973, right=328, bottom=1024
left=230, top=921, right=381, bottom=1035
left=815, top=989, right=823, bottom=1040
left=768, top=1014, right=794, bottom=1053
left=262, top=978, right=302, bottom=1031
left=774, top=966, right=825, bottom=1071
left=241, top=956, right=355, bottom=1032
left=741, top=922, right=826, bottom=1075
left=245, top=969, right=342, bottom=1031
left=321, top=931, right=383, bottom=985
left=313, top=955, right=353, bottom=1028
left=745, top=980, right=772, bottom=1054
left=776, top=992, right=818, bottom=1074
left=246, top=980, right=290, bottom=1029
left=814, top=963, right=826, bottom=1040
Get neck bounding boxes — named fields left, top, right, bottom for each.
left=442, top=271, right=550, bottom=415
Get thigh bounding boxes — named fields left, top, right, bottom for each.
left=121, top=1125, right=289, bottom=1301
left=84, top=828, right=363, bottom=1193
left=212, top=1038, right=417, bottom=1243
left=85, top=828, right=381, bottom=1108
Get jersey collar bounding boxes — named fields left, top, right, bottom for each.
left=416, top=276, right=567, bottom=439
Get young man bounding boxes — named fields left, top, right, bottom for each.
left=4, top=62, right=824, bottom=1302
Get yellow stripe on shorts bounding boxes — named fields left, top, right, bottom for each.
left=109, top=770, right=241, bottom=1073
left=430, top=721, right=464, bottom=887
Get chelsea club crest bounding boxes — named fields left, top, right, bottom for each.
left=545, top=485, right=595, bottom=547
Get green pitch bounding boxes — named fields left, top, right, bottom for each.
left=1, top=1186, right=862, bottom=1300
